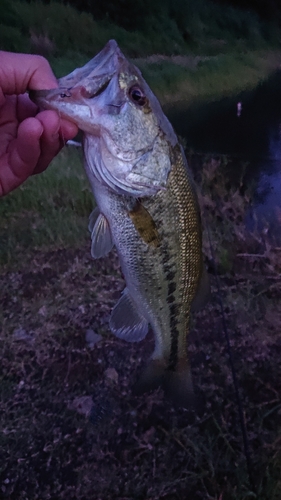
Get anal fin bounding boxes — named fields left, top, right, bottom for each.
left=109, top=288, right=149, bottom=342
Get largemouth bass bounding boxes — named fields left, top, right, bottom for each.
left=31, top=40, right=207, bottom=407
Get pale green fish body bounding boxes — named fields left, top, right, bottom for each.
left=30, top=40, right=206, bottom=407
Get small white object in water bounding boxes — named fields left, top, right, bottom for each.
left=237, top=101, right=242, bottom=117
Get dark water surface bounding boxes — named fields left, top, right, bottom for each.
left=165, top=70, right=281, bottom=238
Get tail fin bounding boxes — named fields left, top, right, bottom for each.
left=164, top=358, right=195, bottom=409
left=133, top=358, right=195, bottom=410
left=133, top=359, right=166, bottom=395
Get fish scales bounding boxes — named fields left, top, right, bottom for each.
left=133, top=144, right=201, bottom=364
left=30, top=40, right=207, bottom=407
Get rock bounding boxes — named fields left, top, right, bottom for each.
left=68, top=396, right=93, bottom=417
left=85, top=329, right=102, bottom=348
left=104, top=367, right=119, bottom=384
left=12, top=328, right=32, bottom=342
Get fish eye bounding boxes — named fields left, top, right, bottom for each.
left=129, top=86, right=146, bottom=106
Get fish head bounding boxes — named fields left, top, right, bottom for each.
left=30, top=40, right=178, bottom=196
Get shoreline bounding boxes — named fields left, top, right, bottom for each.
left=135, top=48, right=281, bottom=105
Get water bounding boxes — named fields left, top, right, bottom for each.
left=165, top=70, right=281, bottom=238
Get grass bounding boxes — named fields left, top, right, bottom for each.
left=137, top=49, right=281, bottom=105
left=8, top=0, right=279, bottom=59
left=0, top=148, right=280, bottom=499
left=1, top=0, right=281, bottom=105
left=0, top=147, right=93, bottom=267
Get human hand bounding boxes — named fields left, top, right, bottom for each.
left=0, top=51, right=78, bottom=196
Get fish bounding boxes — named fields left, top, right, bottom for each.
left=30, top=40, right=208, bottom=408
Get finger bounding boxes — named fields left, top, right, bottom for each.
left=32, top=111, right=79, bottom=174
left=0, top=117, right=43, bottom=196
left=0, top=51, right=58, bottom=98
left=0, top=111, right=78, bottom=196
left=32, top=110, right=62, bottom=174
left=17, top=93, right=38, bottom=122
left=59, top=119, right=79, bottom=142
left=16, top=95, right=79, bottom=138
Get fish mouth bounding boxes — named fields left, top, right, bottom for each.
left=30, top=39, right=174, bottom=195
left=29, top=74, right=117, bottom=137
left=59, top=40, right=119, bottom=89
left=30, top=89, right=156, bottom=165
left=30, top=39, right=154, bottom=161
left=30, top=39, right=120, bottom=105
left=30, top=40, right=128, bottom=111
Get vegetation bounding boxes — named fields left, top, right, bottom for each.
left=3, top=0, right=278, bottom=57
left=1, top=0, right=281, bottom=103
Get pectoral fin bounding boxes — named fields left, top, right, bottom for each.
left=88, top=207, right=100, bottom=233
left=88, top=208, right=114, bottom=258
left=109, top=288, right=149, bottom=342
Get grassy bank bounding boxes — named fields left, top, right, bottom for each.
left=135, top=49, right=281, bottom=104
left=3, top=0, right=278, bottom=58
left=1, top=0, right=281, bottom=104
left=42, top=48, right=281, bottom=107
left=47, top=47, right=281, bottom=106
left=0, top=149, right=280, bottom=499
